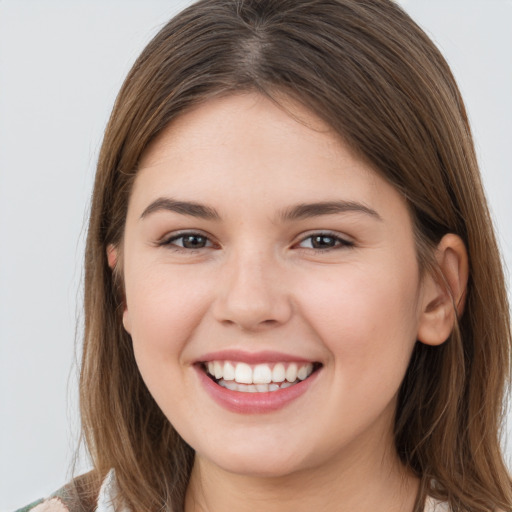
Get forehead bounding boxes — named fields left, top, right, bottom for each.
left=140, top=92, right=341, bottom=166
left=131, top=92, right=406, bottom=221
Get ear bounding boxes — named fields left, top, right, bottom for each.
left=107, top=244, right=118, bottom=269
left=417, top=234, right=469, bottom=346
left=106, top=244, right=132, bottom=334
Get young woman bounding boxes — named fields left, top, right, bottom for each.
left=16, top=0, right=512, bottom=511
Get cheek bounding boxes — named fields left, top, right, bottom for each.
left=292, top=264, right=421, bottom=446
left=123, top=262, right=212, bottom=365
left=123, top=263, right=217, bottom=421
left=297, top=261, right=421, bottom=380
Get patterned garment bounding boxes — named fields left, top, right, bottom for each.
left=14, top=470, right=126, bottom=512
left=15, top=471, right=449, bottom=512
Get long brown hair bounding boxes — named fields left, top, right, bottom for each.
left=79, top=1, right=512, bottom=510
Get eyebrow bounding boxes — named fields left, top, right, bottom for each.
left=140, top=197, right=381, bottom=222
left=278, top=201, right=382, bottom=222
left=140, top=198, right=220, bottom=220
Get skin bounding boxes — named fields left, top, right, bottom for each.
left=112, top=93, right=468, bottom=512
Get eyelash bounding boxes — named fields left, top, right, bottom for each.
left=296, top=232, right=354, bottom=252
left=158, top=231, right=354, bottom=253
left=159, top=231, right=215, bottom=251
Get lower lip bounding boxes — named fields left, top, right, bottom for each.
left=195, top=365, right=320, bottom=414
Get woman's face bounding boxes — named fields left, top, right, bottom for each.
left=120, top=93, right=430, bottom=477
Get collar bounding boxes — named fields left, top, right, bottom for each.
left=95, top=469, right=130, bottom=512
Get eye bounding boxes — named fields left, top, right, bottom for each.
left=161, top=232, right=214, bottom=250
left=298, top=233, right=353, bottom=250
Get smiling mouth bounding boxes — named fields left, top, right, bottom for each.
left=201, top=360, right=322, bottom=393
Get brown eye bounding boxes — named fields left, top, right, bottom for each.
left=298, top=233, right=353, bottom=250
left=311, top=235, right=338, bottom=249
left=181, top=234, right=208, bottom=249
left=163, top=232, right=213, bottom=249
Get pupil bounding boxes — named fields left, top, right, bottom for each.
left=183, top=235, right=206, bottom=248
left=312, top=235, right=336, bottom=248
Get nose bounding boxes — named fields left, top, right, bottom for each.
left=212, top=249, right=293, bottom=331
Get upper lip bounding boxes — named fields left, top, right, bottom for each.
left=196, top=349, right=319, bottom=365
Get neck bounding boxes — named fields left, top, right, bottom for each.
left=185, top=428, right=420, bottom=512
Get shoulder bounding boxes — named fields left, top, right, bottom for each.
left=13, top=470, right=123, bottom=512
left=13, top=487, right=73, bottom=512
left=13, top=496, right=70, bottom=512
left=13, top=481, right=79, bottom=512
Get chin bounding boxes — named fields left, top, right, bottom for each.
left=216, top=457, right=306, bottom=479
left=196, top=439, right=315, bottom=479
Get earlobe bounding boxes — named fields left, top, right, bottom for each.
left=417, top=234, right=469, bottom=346
left=122, top=309, right=132, bottom=334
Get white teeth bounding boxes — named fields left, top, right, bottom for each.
left=285, top=363, right=298, bottom=382
left=214, top=361, right=223, bottom=380
left=217, top=379, right=298, bottom=393
left=205, top=360, right=316, bottom=389
left=272, top=363, right=286, bottom=382
left=234, top=362, right=253, bottom=384
left=223, top=362, right=235, bottom=381
left=298, top=363, right=313, bottom=380
left=223, top=380, right=238, bottom=391
left=253, top=364, right=272, bottom=384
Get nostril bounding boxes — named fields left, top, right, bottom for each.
left=218, top=316, right=283, bottom=331
left=212, top=272, right=293, bottom=329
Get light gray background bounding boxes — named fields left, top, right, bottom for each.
left=1, top=1, right=511, bottom=510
